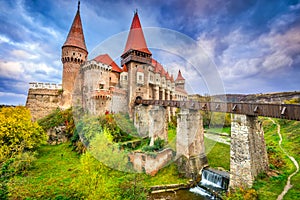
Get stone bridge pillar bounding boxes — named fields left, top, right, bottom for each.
left=134, top=105, right=168, bottom=145
left=230, top=114, right=269, bottom=188
left=176, top=109, right=208, bottom=178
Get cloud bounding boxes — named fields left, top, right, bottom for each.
left=0, top=0, right=299, bottom=104
left=0, top=61, right=24, bottom=79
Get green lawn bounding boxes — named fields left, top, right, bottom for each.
left=6, top=142, right=188, bottom=199
left=7, top=117, right=299, bottom=199
left=7, top=143, right=81, bottom=199
left=205, top=137, right=230, bottom=171
left=252, top=119, right=300, bottom=200
left=206, top=127, right=231, bottom=135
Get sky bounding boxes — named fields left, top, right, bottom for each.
left=0, top=0, right=299, bottom=105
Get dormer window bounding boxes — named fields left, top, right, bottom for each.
left=99, top=84, right=104, bottom=89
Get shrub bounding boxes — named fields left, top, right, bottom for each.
left=142, top=138, right=165, bottom=152
left=0, top=106, right=46, bottom=162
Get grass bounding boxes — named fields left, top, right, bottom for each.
left=205, top=137, right=230, bottom=171
left=167, top=127, right=176, bottom=150
left=206, top=126, right=231, bottom=135
left=6, top=142, right=188, bottom=199
left=7, top=143, right=81, bottom=199
left=252, top=118, right=300, bottom=200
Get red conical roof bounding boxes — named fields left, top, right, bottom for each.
left=176, top=70, right=185, bottom=81
left=122, top=12, right=151, bottom=55
left=94, top=54, right=122, bottom=73
left=63, top=2, right=87, bottom=52
left=122, top=64, right=128, bottom=72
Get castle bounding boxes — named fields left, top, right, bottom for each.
left=26, top=1, right=188, bottom=120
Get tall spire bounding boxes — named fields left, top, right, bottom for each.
left=176, top=70, right=185, bottom=81
left=63, top=1, right=87, bottom=52
left=122, top=11, right=151, bottom=55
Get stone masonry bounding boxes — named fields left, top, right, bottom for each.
left=176, top=109, right=208, bottom=178
left=134, top=105, right=168, bottom=143
left=129, top=148, right=174, bottom=176
left=230, top=114, right=269, bottom=188
left=26, top=84, right=62, bottom=121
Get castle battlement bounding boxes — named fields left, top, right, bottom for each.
left=81, top=60, right=112, bottom=72
left=29, top=82, right=62, bottom=90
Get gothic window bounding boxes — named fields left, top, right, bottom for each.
left=139, top=75, right=142, bottom=81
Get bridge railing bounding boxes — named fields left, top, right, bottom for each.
left=137, top=99, right=300, bottom=121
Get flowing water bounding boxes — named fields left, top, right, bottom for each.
left=148, top=169, right=229, bottom=200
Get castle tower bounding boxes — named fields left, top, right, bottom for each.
left=61, top=1, right=88, bottom=107
left=121, top=11, right=152, bottom=116
left=175, top=70, right=185, bottom=90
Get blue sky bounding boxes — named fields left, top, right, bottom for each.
left=0, top=0, right=299, bottom=105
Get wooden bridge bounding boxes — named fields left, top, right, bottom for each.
left=135, top=97, right=300, bottom=121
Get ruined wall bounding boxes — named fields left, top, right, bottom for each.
left=129, top=148, right=174, bottom=176
left=230, top=114, right=269, bottom=188
left=26, top=88, right=61, bottom=120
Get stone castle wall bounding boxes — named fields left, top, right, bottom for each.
left=110, top=87, right=128, bottom=113
left=26, top=88, right=62, bottom=120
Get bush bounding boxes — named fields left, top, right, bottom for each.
left=1, top=152, right=36, bottom=178
left=142, top=138, right=165, bottom=152
left=0, top=106, right=46, bottom=162
left=38, top=108, right=75, bottom=137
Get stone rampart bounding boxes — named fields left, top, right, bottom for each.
left=26, top=88, right=62, bottom=120
left=29, top=82, right=62, bottom=90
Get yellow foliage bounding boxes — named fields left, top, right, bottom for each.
left=0, top=106, right=47, bottom=162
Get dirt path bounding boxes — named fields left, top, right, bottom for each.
left=269, top=118, right=299, bottom=200
left=204, top=131, right=230, bottom=145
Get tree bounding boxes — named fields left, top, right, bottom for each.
left=0, top=106, right=47, bottom=163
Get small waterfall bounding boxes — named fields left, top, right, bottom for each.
left=201, top=169, right=229, bottom=190
left=190, top=168, right=229, bottom=199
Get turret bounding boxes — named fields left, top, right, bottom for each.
left=121, top=11, right=152, bottom=65
left=175, top=70, right=185, bottom=90
left=61, top=0, right=88, bottom=107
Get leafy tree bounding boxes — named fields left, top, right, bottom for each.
left=0, top=106, right=47, bottom=163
